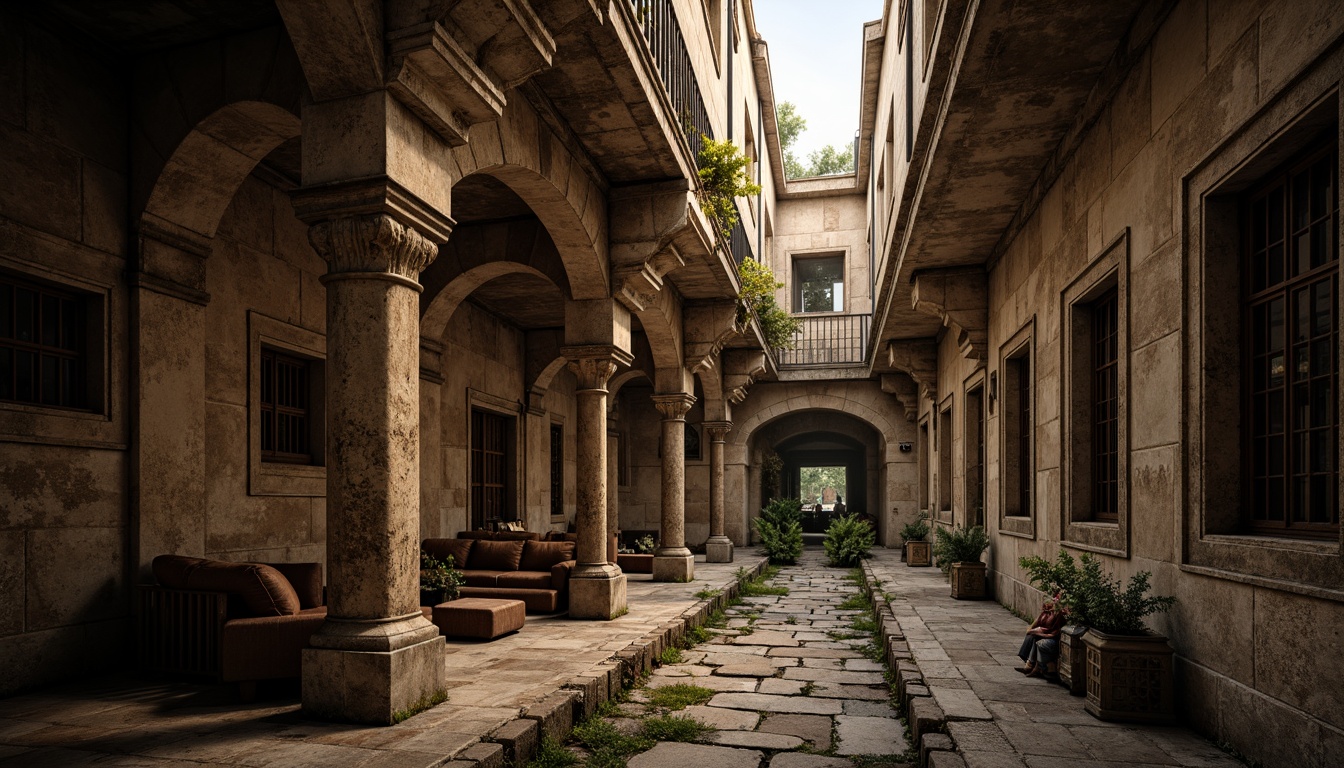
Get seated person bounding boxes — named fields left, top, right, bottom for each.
left=833, top=496, right=847, bottom=515
left=1017, top=593, right=1067, bottom=679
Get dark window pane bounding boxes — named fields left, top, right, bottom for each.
left=1311, top=221, right=1329, bottom=268
left=1292, top=477, right=1308, bottom=521
left=1268, top=187, right=1284, bottom=243
left=1311, top=160, right=1329, bottom=220
left=1313, top=280, right=1333, bottom=336
left=1311, top=377, right=1330, bottom=427
left=1310, top=429, right=1329, bottom=473
left=1292, top=171, right=1310, bottom=231
left=61, top=358, right=78, bottom=407
left=1268, top=243, right=1284, bottom=286
left=1295, top=231, right=1312, bottom=275
left=1268, top=388, right=1284, bottom=433
left=15, top=288, right=34, bottom=342
left=1268, top=298, right=1284, bottom=352
left=1267, top=477, right=1285, bottom=520
left=40, top=296, right=59, bottom=347
left=1269, top=435, right=1284, bottom=474
left=60, top=298, right=79, bottom=351
left=0, top=284, right=11, bottom=338
left=0, top=348, right=10, bottom=399
left=14, top=350, right=34, bottom=401
left=1310, top=475, right=1331, bottom=523
left=40, top=354, right=58, bottom=405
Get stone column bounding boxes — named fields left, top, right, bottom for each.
left=300, top=213, right=446, bottom=725
left=652, top=393, right=696, bottom=582
left=564, top=347, right=632, bottom=619
left=704, top=421, right=734, bottom=563
left=607, top=406, right=621, bottom=547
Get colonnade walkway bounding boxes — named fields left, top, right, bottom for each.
left=0, top=558, right=761, bottom=767
left=863, top=549, right=1245, bottom=768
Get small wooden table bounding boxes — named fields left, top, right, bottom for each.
left=429, top=597, right=526, bottom=640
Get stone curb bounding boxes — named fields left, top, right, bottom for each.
left=859, top=560, right=956, bottom=768
left=443, top=558, right=769, bottom=767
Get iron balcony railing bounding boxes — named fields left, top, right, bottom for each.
left=775, top=314, right=872, bottom=367
left=729, top=219, right=751, bottom=266
left=628, top=0, right=713, bottom=159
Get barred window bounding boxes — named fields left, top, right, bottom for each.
left=260, top=349, right=313, bottom=464
left=1245, top=142, right=1338, bottom=536
left=0, top=275, right=88, bottom=410
left=550, top=424, right=564, bottom=517
left=1091, top=288, right=1119, bottom=523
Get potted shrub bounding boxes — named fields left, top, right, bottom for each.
left=900, top=513, right=931, bottom=567
left=933, top=525, right=990, bottom=599
left=1070, top=555, right=1177, bottom=723
left=419, top=551, right=464, bottom=607
left=823, top=514, right=875, bottom=567
left=1020, top=549, right=1088, bottom=695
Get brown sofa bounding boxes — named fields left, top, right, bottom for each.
left=140, top=555, right=326, bottom=692
left=422, top=537, right=575, bottom=613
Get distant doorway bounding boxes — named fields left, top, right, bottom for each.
left=799, top=465, right=847, bottom=511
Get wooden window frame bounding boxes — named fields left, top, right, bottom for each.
left=0, top=273, right=92, bottom=411
left=550, top=422, right=564, bottom=518
left=937, top=398, right=953, bottom=523
left=791, top=252, right=846, bottom=315
left=999, top=319, right=1035, bottom=539
left=259, top=348, right=314, bottom=465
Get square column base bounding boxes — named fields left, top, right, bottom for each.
left=705, top=537, right=734, bottom=563
left=653, top=553, right=696, bottom=582
left=569, top=571, right=628, bottom=619
left=302, top=635, right=446, bottom=724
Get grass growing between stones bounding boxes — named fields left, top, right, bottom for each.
left=658, top=647, right=685, bottom=665
left=693, top=587, right=722, bottom=600
left=571, top=718, right=654, bottom=768
left=737, top=565, right=789, bottom=597
left=838, top=593, right=871, bottom=611
left=640, top=715, right=714, bottom=742
left=646, top=683, right=715, bottom=711
left=526, top=737, right=581, bottom=768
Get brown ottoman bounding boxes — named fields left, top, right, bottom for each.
left=431, top=597, right=526, bottom=640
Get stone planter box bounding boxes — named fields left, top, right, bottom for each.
left=949, top=561, right=986, bottom=599
left=1082, top=629, right=1175, bottom=723
left=1058, top=625, right=1087, bottom=695
left=905, top=541, right=931, bottom=567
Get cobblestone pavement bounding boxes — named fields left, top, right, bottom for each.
left=0, top=558, right=760, bottom=767
left=585, top=548, right=913, bottom=768
left=864, top=549, right=1246, bottom=768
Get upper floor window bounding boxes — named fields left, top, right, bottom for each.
left=550, top=423, right=564, bottom=517
left=1091, top=287, right=1120, bottom=523
left=794, top=254, right=844, bottom=313
left=0, top=275, right=89, bottom=410
left=260, top=348, right=315, bottom=464
left=1245, top=141, right=1338, bottom=537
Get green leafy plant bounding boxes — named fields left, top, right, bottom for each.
left=419, top=551, right=464, bottom=601
left=571, top=717, right=653, bottom=765
left=526, top=737, right=580, bottom=768
left=694, top=587, right=721, bottom=601
left=759, top=448, right=784, bottom=501
left=633, top=534, right=657, bottom=554
left=1068, top=554, right=1176, bottom=635
left=823, top=514, right=875, bottom=567
left=932, top=525, right=989, bottom=573
left=898, top=512, right=930, bottom=543
left=658, top=647, right=685, bottom=665
left=1019, top=548, right=1080, bottom=597
left=696, top=135, right=761, bottom=238
left=754, top=498, right=804, bottom=565
left=737, top=256, right=803, bottom=350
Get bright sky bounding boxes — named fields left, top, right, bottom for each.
left=753, top=0, right=884, bottom=161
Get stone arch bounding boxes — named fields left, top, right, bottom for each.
left=730, top=395, right=902, bottom=453
left=133, top=26, right=306, bottom=233
left=420, top=218, right=572, bottom=341
left=449, top=100, right=609, bottom=299
left=140, top=101, right=302, bottom=241
left=609, top=369, right=651, bottom=401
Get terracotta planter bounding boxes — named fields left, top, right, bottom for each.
left=1082, top=629, right=1175, bottom=723
left=949, top=561, right=986, bottom=599
left=1058, top=625, right=1087, bottom=695
left=905, top=541, right=931, bottom=567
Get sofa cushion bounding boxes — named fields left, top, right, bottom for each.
left=493, top=530, right=541, bottom=542
left=220, top=607, right=327, bottom=682
left=263, top=563, right=323, bottom=609
left=422, top=538, right=473, bottom=570
left=458, top=586, right=559, bottom=613
left=152, top=555, right=301, bottom=617
left=468, top=539, right=525, bottom=571
left=497, top=571, right=553, bottom=590
left=520, top=540, right=576, bottom=571
left=462, top=570, right=510, bottom=588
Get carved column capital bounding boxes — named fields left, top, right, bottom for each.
left=309, top=214, right=441, bottom=283
left=704, top=421, right=733, bottom=441
left=562, top=345, right=634, bottom=391
left=651, top=393, right=695, bottom=420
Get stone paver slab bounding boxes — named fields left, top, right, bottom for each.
left=730, top=632, right=799, bottom=647
left=710, top=731, right=804, bottom=750
left=768, top=753, right=854, bottom=768
left=756, top=679, right=806, bottom=695
left=757, top=714, right=834, bottom=750
left=646, top=676, right=756, bottom=693
left=782, top=668, right=886, bottom=685
left=807, top=683, right=890, bottom=701
left=713, top=661, right=779, bottom=677
left=680, top=706, right=759, bottom=731
left=834, top=715, right=909, bottom=756
left=627, top=742, right=762, bottom=768
left=929, top=685, right=992, bottom=720
left=707, top=693, right=842, bottom=715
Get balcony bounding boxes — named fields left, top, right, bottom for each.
left=774, top=313, right=871, bottom=368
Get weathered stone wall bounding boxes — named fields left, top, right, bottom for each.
left=924, top=0, right=1344, bottom=761
left=772, top=196, right=871, bottom=314
left=201, top=174, right=327, bottom=567
left=0, top=11, right=131, bottom=694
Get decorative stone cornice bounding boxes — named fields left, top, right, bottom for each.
left=651, top=393, right=696, bottom=420
left=911, top=267, right=988, bottom=363
left=614, top=246, right=685, bottom=313
left=292, top=177, right=455, bottom=245
left=561, top=345, right=634, bottom=390
left=722, top=350, right=767, bottom=405
left=309, top=214, right=440, bottom=281
left=886, top=339, right=938, bottom=399
left=684, top=300, right=742, bottom=375
left=880, top=374, right=920, bottom=422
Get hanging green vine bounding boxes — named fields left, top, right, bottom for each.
left=738, top=257, right=802, bottom=349
left=696, top=135, right=761, bottom=239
